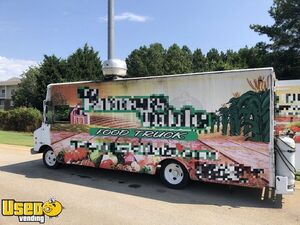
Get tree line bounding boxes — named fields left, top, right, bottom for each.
left=13, top=0, right=300, bottom=111
left=13, top=44, right=103, bottom=111
left=126, top=44, right=272, bottom=77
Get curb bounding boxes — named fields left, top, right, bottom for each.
left=0, top=144, right=32, bottom=151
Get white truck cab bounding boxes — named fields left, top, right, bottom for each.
left=32, top=89, right=52, bottom=154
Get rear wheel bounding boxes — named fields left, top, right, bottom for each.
left=160, top=160, right=189, bottom=189
left=43, top=148, right=60, bottom=169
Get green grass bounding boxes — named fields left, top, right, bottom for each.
left=296, top=172, right=300, bottom=181
left=0, top=130, right=33, bottom=147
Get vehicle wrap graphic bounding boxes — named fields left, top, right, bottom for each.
left=48, top=71, right=273, bottom=188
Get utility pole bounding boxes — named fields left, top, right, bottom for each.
left=108, top=0, right=114, bottom=59
left=102, top=0, right=127, bottom=78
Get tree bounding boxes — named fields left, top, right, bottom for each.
left=13, top=44, right=105, bottom=111
left=35, top=55, right=66, bottom=110
left=224, top=50, right=241, bottom=69
left=237, top=45, right=270, bottom=69
left=66, top=43, right=103, bottom=81
left=250, top=0, right=300, bottom=79
left=12, top=67, right=40, bottom=108
left=126, top=43, right=165, bottom=77
left=206, top=48, right=226, bottom=71
left=164, top=44, right=193, bottom=74
left=192, top=48, right=206, bottom=72
left=145, top=43, right=165, bottom=76
left=126, top=46, right=149, bottom=77
left=181, top=45, right=193, bottom=73
left=250, top=0, right=300, bottom=51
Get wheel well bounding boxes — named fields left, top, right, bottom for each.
left=156, top=158, right=189, bottom=175
left=39, top=145, right=52, bottom=153
left=158, top=158, right=175, bottom=167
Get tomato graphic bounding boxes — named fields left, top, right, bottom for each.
left=63, top=148, right=89, bottom=163
left=77, top=148, right=88, bottom=159
left=124, top=153, right=135, bottom=165
left=176, top=143, right=184, bottom=152
left=64, top=152, right=73, bottom=163
left=100, top=159, right=114, bottom=169
left=291, top=126, right=300, bottom=132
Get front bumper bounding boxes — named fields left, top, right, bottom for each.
left=31, top=148, right=41, bottom=154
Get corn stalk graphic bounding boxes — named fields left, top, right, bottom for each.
left=247, top=76, right=268, bottom=92
left=218, top=77, right=270, bottom=142
left=218, top=104, right=229, bottom=135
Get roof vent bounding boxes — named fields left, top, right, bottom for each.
left=102, top=59, right=127, bottom=77
left=102, top=0, right=127, bottom=78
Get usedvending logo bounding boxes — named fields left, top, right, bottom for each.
left=1, top=198, right=63, bottom=224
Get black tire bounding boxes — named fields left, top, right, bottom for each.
left=272, top=194, right=283, bottom=208
left=160, top=160, right=189, bottom=189
left=263, top=188, right=282, bottom=208
left=43, top=147, right=60, bottom=169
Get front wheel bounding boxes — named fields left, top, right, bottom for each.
left=160, top=160, right=189, bottom=189
left=43, top=148, right=60, bottom=169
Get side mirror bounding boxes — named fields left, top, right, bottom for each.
left=43, top=101, right=52, bottom=124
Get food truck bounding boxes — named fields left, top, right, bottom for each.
left=32, top=68, right=296, bottom=197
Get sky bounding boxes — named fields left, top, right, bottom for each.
left=0, top=0, right=274, bottom=81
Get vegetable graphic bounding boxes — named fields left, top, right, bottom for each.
left=131, top=161, right=141, bottom=172
left=64, top=148, right=88, bottom=163
left=89, top=151, right=102, bottom=162
left=124, top=153, right=135, bottom=164
left=107, top=153, right=118, bottom=165
left=56, top=151, right=65, bottom=163
left=100, top=159, right=114, bottom=169
left=247, top=76, right=268, bottom=92
left=64, top=152, right=73, bottom=163
left=176, top=143, right=184, bottom=152
left=114, top=152, right=125, bottom=164
left=218, top=104, right=229, bottom=135
left=89, top=151, right=103, bottom=167
left=239, top=89, right=270, bottom=142
left=81, top=159, right=95, bottom=167
left=218, top=77, right=270, bottom=142
left=228, top=92, right=241, bottom=136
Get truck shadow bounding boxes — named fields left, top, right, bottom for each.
left=0, top=159, right=282, bottom=208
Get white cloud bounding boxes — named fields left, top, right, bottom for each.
left=0, top=56, right=37, bottom=81
left=100, top=12, right=151, bottom=23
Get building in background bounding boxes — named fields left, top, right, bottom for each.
left=275, top=79, right=300, bottom=171
left=276, top=80, right=300, bottom=117
left=0, top=77, right=21, bottom=110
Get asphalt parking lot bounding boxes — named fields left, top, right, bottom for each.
left=0, top=144, right=299, bottom=225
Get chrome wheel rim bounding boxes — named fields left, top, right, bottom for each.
left=164, top=163, right=184, bottom=185
left=45, top=150, right=56, bottom=166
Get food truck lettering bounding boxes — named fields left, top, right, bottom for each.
left=78, top=87, right=211, bottom=131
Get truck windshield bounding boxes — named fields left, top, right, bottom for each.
left=45, top=103, right=70, bottom=124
